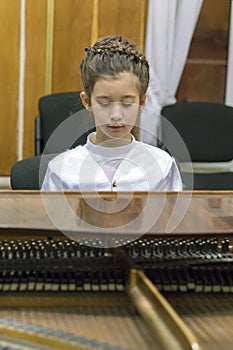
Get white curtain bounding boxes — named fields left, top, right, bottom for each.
left=140, top=0, right=203, bottom=144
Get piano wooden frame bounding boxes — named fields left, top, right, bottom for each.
left=0, top=190, right=232, bottom=350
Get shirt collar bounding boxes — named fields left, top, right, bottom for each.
left=86, top=132, right=137, bottom=157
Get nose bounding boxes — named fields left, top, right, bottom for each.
left=110, top=103, right=123, bottom=121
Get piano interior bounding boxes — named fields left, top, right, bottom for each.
left=0, top=191, right=232, bottom=349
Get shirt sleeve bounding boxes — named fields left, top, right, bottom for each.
left=159, top=158, right=183, bottom=191
left=41, top=162, right=62, bottom=191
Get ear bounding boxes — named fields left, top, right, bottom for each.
left=80, top=91, right=90, bottom=110
left=140, top=94, right=146, bottom=109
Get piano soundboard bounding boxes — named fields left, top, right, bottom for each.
left=0, top=190, right=232, bottom=350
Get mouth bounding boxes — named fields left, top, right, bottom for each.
left=108, top=125, right=124, bottom=129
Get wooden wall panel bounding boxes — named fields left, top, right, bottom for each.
left=1, top=0, right=148, bottom=175
left=0, top=0, right=231, bottom=176
left=23, top=0, right=47, bottom=159
left=52, top=0, right=94, bottom=92
left=98, top=0, right=148, bottom=51
left=177, top=0, right=231, bottom=102
left=52, top=0, right=148, bottom=93
left=0, top=1, right=20, bottom=175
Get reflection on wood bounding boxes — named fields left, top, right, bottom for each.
left=0, top=191, right=232, bottom=235
left=76, top=194, right=145, bottom=228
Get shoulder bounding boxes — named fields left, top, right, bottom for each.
left=47, top=145, right=88, bottom=168
left=136, top=141, right=172, bottom=161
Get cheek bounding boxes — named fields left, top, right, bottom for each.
left=125, top=107, right=140, bottom=124
left=93, top=110, right=109, bottom=126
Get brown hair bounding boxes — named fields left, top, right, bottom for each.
left=80, top=35, right=149, bottom=100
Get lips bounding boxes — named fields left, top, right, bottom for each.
left=108, top=125, right=123, bottom=129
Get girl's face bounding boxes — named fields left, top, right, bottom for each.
left=81, top=72, right=146, bottom=146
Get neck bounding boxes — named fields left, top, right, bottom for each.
left=90, top=132, right=132, bottom=147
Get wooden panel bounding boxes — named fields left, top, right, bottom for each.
left=52, top=0, right=94, bottom=92
left=1, top=0, right=148, bottom=172
left=4, top=0, right=231, bottom=173
left=177, top=0, right=231, bottom=102
left=0, top=191, right=233, bottom=234
left=23, top=0, right=47, bottom=159
left=189, top=0, right=230, bottom=60
left=0, top=1, right=20, bottom=175
left=177, top=63, right=227, bottom=103
left=98, top=0, right=148, bottom=51
left=52, top=0, right=148, bottom=94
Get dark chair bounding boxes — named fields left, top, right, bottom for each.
left=35, top=91, right=95, bottom=155
left=161, top=102, right=233, bottom=190
left=10, top=154, right=58, bottom=190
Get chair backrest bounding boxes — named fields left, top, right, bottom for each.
left=161, top=102, right=233, bottom=190
left=35, top=91, right=95, bottom=155
left=161, top=102, right=233, bottom=162
left=10, top=154, right=58, bottom=190
left=182, top=172, right=233, bottom=190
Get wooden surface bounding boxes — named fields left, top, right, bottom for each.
left=128, top=270, right=200, bottom=350
left=0, top=271, right=201, bottom=350
left=0, top=191, right=232, bottom=236
left=165, top=292, right=233, bottom=350
left=0, top=0, right=148, bottom=175
left=0, top=190, right=232, bottom=349
left=23, top=0, right=47, bottom=159
left=0, top=0, right=231, bottom=175
left=0, top=1, right=20, bottom=174
left=0, top=293, right=158, bottom=350
left=177, top=0, right=230, bottom=103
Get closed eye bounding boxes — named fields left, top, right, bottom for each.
left=97, top=101, right=135, bottom=108
left=99, top=102, right=111, bottom=107
left=121, top=102, right=133, bottom=108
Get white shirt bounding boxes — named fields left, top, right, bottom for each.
left=41, top=135, right=183, bottom=191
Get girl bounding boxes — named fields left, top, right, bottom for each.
left=41, top=36, right=182, bottom=191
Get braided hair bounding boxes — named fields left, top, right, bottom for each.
left=80, top=36, right=149, bottom=100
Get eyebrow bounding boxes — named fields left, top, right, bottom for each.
left=96, top=96, right=110, bottom=99
left=122, top=95, right=137, bottom=99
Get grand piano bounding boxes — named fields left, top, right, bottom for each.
left=0, top=190, right=232, bottom=350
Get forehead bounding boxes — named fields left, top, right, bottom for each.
left=92, top=72, right=140, bottom=97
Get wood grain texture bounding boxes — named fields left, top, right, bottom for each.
left=177, top=0, right=230, bottom=102
left=0, top=1, right=20, bottom=175
left=165, top=293, right=233, bottom=350
left=23, top=0, right=47, bottom=159
left=98, top=0, right=148, bottom=51
left=0, top=295, right=159, bottom=350
left=0, top=191, right=232, bottom=236
left=52, top=0, right=94, bottom=93
left=52, top=0, right=148, bottom=94
left=0, top=0, right=231, bottom=175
